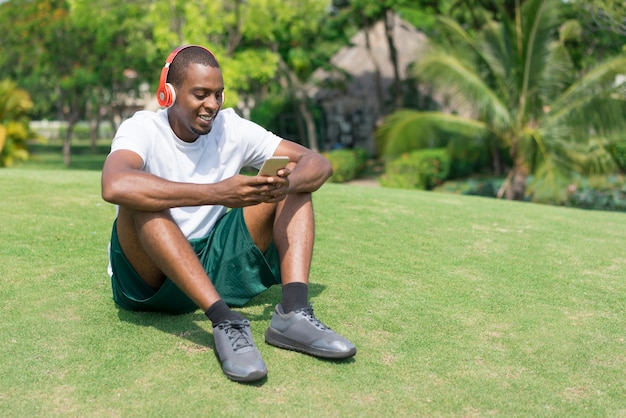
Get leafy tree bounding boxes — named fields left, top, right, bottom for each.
left=0, top=0, right=159, bottom=164
left=584, top=0, right=626, bottom=36
left=561, top=0, right=625, bottom=71
left=0, top=80, right=35, bottom=167
left=148, top=0, right=280, bottom=110
left=69, top=0, right=157, bottom=146
left=149, top=0, right=332, bottom=151
left=330, top=0, right=425, bottom=114
left=376, top=0, right=626, bottom=203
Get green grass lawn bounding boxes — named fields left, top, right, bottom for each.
left=1, top=168, right=625, bottom=417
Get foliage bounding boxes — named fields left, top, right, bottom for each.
left=567, top=184, right=626, bottom=212
left=446, top=137, right=493, bottom=178
left=565, top=174, right=626, bottom=212
left=376, top=0, right=626, bottom=203
left=609, top=140, right=626, bottom=171
left=380, top=148, right=450, bottom=190
left=1, top=0, right=624, bottom=168
left=434, top=176, right=505, bottom=198
left=323, top=147, right=368, bottom=183
left=249, top=95, right=291, bottom=130
left=0, top=80, right=37, bottom=167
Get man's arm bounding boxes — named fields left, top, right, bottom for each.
left=272, top=140, right=333, bottom=194
left=101, top=149, right=288, bottom=211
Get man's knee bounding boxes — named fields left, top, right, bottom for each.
left=115, top=208, right=171, bottom=288
left=244, top=203, right=278, bottom=253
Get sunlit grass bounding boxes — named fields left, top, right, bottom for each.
left=1, top=168, right=626, bottom=417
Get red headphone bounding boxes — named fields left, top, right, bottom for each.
left=156, top=45, right=219, bottom=108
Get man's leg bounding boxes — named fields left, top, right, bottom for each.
left=244, top=193, right=312, bottom=281
left=243, top=193, right=356, bottom=359
left=115, top=207, right=267, bottom=382
left=116, top=207, right=221, bottom=310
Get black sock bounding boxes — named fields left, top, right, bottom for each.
left=281, top=282, right=309, bottom=313
left=205, top=299, right=244, bottom=327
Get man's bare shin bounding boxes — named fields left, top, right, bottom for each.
left=273, top=193, right=315, bottom=284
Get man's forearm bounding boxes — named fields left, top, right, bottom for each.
left=286, top=154, right=333, bottom=193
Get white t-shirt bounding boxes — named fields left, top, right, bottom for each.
left=110, top=107, right=282, bottom=239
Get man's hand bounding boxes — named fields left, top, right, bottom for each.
left=215, top=171, right=290, bottom=208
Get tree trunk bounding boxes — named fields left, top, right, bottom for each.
left=278, top=57, right=319, bottom=152
left=298, top=98, right=318, bottom=153
left=88, top=99, right=102, bottom=152
left=63, top=122, right=74, bottom=166
left=63, top=108, right=80, bottom=167
left=362, top=14, right=384, bottom=115
left=490, top=145, right=503, bottom=175
left=505, top=164, right=528, bottom=200
left=384, top=10, right=403, bottom=111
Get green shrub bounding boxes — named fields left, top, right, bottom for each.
left=0, top=79, right=35, bottom=167
left=324, top=148, right=366, bottom=183
left=566, top=175, right=626, bottom=212
left=380, top=148, right=450, bottom=190
left=433, top=177, right=504, bottom=197
left=610, top=141, right=626, bottom=171
left=59, top=123, right=91, bottom=140
left=447, top=141, right=491, bottom=178
left=353, top=147, right=368, bottom=172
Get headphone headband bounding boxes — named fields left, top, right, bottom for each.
left=156, top=45, right=217, bottom=107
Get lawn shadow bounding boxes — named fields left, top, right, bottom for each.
left=116, top=308, right=272, bottom=386
left=240, top=282, right=327, bottom=321
left=114, top=280, right=349, bottom=384
left=115, top=282, right=327, bottom=347
left=116, top=308, right=213, bottom=348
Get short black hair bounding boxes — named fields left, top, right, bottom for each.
left=167, top=46, right=220, bottom=87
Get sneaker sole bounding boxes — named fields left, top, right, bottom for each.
left=222, top=367, right=267, bottom=383
left=265, top=327, right=356, bottom=359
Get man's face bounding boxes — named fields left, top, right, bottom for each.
left=168, top=63, right=225, bottom=142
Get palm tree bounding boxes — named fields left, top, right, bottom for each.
left=376, top=0, right=626, bottom=202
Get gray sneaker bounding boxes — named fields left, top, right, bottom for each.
left=213, top=319, right=267, bottom=382
left=265, top=304, right=356, bottom=359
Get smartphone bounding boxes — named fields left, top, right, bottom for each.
left=258, top=156, right=289, bottom=176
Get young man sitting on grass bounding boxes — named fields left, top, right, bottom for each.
left=101, top=45, right=356, bottom=383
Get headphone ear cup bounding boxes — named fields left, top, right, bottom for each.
left=157, top=83, right=175, bottom=108
left=166, top=83, right=176, bottom=107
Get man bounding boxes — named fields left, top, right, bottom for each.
left=101, top=45, right=356, bottom=383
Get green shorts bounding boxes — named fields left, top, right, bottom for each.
left=109, top=208, right=281, bottom=314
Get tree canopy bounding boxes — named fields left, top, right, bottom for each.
left=0, top=0, right=624, bottom=175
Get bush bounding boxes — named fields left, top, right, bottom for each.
left=447, top=141, right=492, bottom=178
left=324, top=148, right=368, bottom=183
left=380, top=148, right=450, bottom=190
left=58, top=123, right=91, bottom=141
left=610, top=141, right=626, bottom=172
left=566, top=175, right=626, bottom=212
left=433, top=177, right=504, bottom=197
left=0, top=79, right=35, bottom=167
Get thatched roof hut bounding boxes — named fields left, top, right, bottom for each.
left=307, top=15, right=429, bottom=154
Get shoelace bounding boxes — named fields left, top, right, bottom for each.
left=218, top=320, right=253, bottom=352
left=298, top=306, right=331, bottom=331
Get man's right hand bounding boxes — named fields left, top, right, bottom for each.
left=214, top=174, right=290, bottom=208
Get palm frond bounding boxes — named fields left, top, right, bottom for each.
left=543, top=55, right=626, bottom=138
left=539, top=40, right=577, bottom=103
left=477, top=20, right=516, bottom=105
left=415, top=53, right=512, bottom=131
left=519, top=0, right=560, bottom=114
left=526, top=156, right=570, bottom=204
left=436, top=16, right=480, bottom=56
left=376, top=110, right=489, bottom=157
